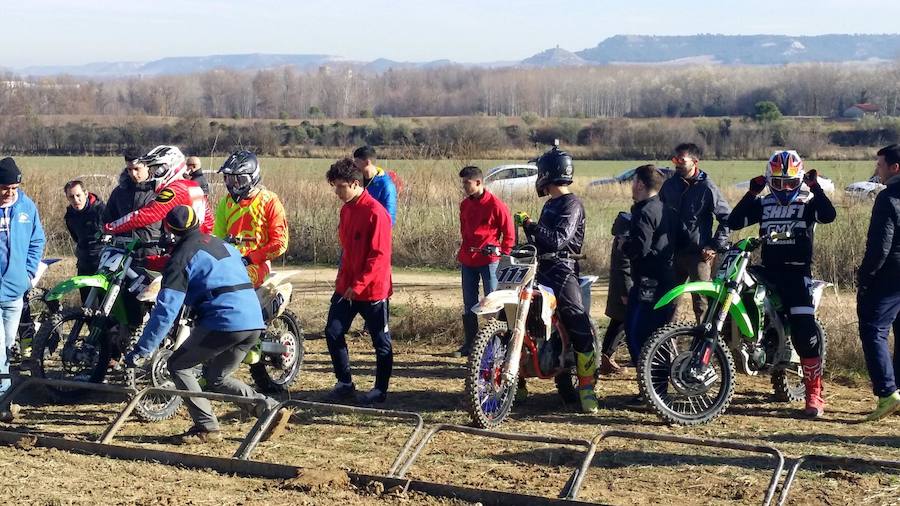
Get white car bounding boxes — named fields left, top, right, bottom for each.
left=735, top=176, right=835, bottom=195
left=483, top=164, right=538, bottom=195
left=845, top=175, right=885, bottom=201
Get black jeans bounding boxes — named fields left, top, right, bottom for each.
left=168, top=326, right=271, bottom=431
left=537, top=262, right=595, bottom=354
left=324, top=293, right=393, bottom=393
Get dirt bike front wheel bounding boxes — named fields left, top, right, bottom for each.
left=638, top=322, right=736, bottom=426
left=465, top=320, right=518, bottom=429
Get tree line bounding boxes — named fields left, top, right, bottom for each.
left=2, top=62, right=900, bottom=120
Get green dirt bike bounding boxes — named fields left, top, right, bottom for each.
left=33, top=236, right=304, bottom=418
left=637, top=231, right=829, bottom=425
left=32, top=236, right=159, bottom=398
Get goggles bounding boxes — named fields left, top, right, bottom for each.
left=769, top=176, right=801, bottom=191
left=223, top=173, right=253, bottom=188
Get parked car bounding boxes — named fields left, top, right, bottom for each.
left=484, top=164, right=538, bottom=194
left=588, top=167, right=675, bottom=187
left=845, top=175, right=885, bottom=201
left=735, top=175, right=835, bottom=195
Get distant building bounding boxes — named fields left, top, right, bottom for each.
left=843, top=103, right=881, bottom=119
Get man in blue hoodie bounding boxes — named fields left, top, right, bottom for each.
left=0, top=157, right=46, bottom=421
left=353, top=146, right=398, bottom=226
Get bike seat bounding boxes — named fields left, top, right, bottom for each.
left=746, top=266, right=776, bottom=288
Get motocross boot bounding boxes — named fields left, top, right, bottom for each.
left=575, top=351, right=599, bottom=414
left=800, top=357, right=825, bottom=418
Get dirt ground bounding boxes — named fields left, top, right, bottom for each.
left=3, top=266, right=899, bottom=505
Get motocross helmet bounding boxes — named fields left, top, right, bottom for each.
left=534, top=143, right=574, bottom=197
left=219, top=150, right=261, bottom=202
left=140, top=145, right=188, bottom=193
left=766, top=150, right=805, bottom=205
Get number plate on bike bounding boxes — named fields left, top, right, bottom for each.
left=497, top=266, right=529, bottom=285
left=717, top=250, right=739, bottom=276
left=99, top=247, right=126, bottom=272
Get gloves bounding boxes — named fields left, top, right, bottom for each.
left=748, top=175, right=767, bottom=195
left=514, top=211, right=530, bottom=227
left=803, top=169, right=819, bottom=189
left=241, top=256, right=252, bottom=266
left=124, top=351, right=150, bottom=369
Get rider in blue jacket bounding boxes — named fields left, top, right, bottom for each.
left=125, top=205, right=290, bottom=444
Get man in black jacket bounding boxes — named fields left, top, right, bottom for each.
left=515, top=144, right=598, bottom=414
left=857, top=143, right=900, bottom=421
left=728, top=151, right=836, bottom=418
left=63, top=180, right=106, bottom=302
left=659, top=143, right=731, bottom=322
left=101, top=148, right=159, bottom=358
left=623, top=165, right=680, bottom=366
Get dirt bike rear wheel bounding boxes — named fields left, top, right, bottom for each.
left=250, top=309, right=305, bottom=393
left=465, top=320, right=517, bottom=429
left=638, top=322, right=736, bottom=426
left=30, top=306, right=111, bottom=401
left=771, top=319, right=827, bottom=402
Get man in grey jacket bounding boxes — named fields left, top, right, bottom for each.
left=659, top=143, right=731, bottom=322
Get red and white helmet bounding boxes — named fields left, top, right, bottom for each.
left=141, top=145, right=188, bottom=192
left=765, top=150, right=805, bottom=205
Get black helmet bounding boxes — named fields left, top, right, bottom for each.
left=218, top=150, right=261, bottom=202
left=534, top=144, right=574, bottom=197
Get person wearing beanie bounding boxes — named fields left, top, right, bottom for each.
left=0, top=157, right=46, bottom=422
left=123, top=205, right=290, bottom=444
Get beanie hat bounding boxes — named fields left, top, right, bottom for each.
left=0, top=157, right=22, bottom=185
left=164, top=205, right=200, bottom=235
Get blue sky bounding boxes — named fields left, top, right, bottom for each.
left=2, top=0, right=899, bottom=67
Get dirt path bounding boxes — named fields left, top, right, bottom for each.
left=5, top=263, right=897, bottom=504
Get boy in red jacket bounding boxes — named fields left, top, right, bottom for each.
left=323, top=158, right=394, bottom=405
left=455, top=166, right=514, bottom=357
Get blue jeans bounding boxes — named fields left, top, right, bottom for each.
left=461, top=262, right=499, bottom=315
left=625, top=280, right=675, bottom=365
left=857, top=283, right=900, bottom=398
left=0, top=298, right=24, bottom=395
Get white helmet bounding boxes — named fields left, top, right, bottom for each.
left=141, top=145, right=188, bottom=192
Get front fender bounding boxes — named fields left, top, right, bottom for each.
left=471, top=289, right=519, bottom=315
left=46, top=275, right=109, bottom=301
left=653, top=280, right=754, bottom=338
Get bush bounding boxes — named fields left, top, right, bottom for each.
left=753, top=101, right=783, bottom=122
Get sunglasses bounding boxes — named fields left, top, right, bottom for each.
left=671, top=156, right=697, bottom=164
left=769, top=176, right=801, bottom=191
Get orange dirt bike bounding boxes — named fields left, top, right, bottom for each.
left=464, top=244, right=599, bottom=428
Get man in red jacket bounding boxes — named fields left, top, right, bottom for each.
left=104, top=146, right=214, bottom=252
left=455, top=166, right=514, bottom=357
left=322, top=158, right=393, bottom=405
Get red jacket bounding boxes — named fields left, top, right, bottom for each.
left=104, top=178, right=214, bottom=235
left=335, top=190, right=393, bottom=301
left=457, top=190, right=515, bottom=267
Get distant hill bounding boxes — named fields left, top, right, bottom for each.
left=575, top=34, right=900, bottom=64
left=10, top=34, right=900, bottom=77
left=520, top=47, right=588, bottom=67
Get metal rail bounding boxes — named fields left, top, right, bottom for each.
left=570, top=429, right=785, bottom=505
left=777, top=453, right=900, bottom=505
left=0, top=430, right=598, bottom=506
left=396, top=423, right=597, bottom=500
left=99, top=387, right=268, bottom=444
left=234, top=399, right=424, bottom=477
left=0, top=376, right=135, bottom=407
